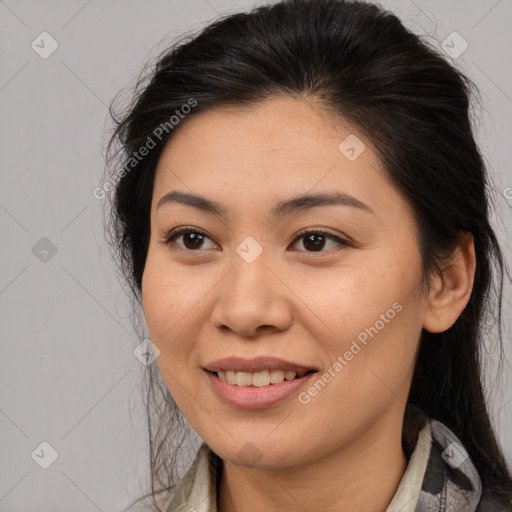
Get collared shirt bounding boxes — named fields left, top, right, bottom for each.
left=165, top=407, right=494, bottom=512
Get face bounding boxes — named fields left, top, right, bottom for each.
left=141, top=96, right=430, bottom=469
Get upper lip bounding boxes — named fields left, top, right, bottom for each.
left=203, top=356, right=318, bottom=374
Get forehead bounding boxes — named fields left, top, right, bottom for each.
left=155, top=97, right=382, bottom=179
left=151, top=96, right=397, bottom=221
left=165, top=97, right=353, bottom=150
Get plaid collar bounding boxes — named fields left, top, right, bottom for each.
left=415, top=412, right=482, bottom=511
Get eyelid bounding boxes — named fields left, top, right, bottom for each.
left=163, top=226, right=219, bottom=250
left=162, top=226, right=352, bottom=252
left=292, top=227, right=352, bottom=247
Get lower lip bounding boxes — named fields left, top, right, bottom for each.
left=204, top=370, right=317, bottom=409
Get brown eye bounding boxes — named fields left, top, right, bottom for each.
left=290, top=229, right=351, bottom=253
left=164, top=227, right=218, bottom=251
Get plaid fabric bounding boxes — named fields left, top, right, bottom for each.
left=415, top=415, right=482, bottom=511
left=415, top=412, right=512, bottom=512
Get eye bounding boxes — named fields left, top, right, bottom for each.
left=163, top=227, right=218, bottom=251
left=162, top=227, right=352, bottom=253
left=290, top=228, right=352, bottom=253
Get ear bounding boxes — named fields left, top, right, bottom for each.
left=423, top=232, right=476, bottom=334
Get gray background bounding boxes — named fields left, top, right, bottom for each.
left=1, top=0, right=511, bottom=510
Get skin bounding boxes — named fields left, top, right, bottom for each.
left=141, top=96, right=476, bottom=512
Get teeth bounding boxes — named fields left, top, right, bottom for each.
left=252, top=371, right=270, bottom=387
left=236, top=372, right=253, bottom=386
left=216, top=369, right=307, bottom=387
left=270, top=370, right=285, bottom=383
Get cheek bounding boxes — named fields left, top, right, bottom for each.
left=302, top=253, right=423, bottom=380
left=140, top=252, right=211, bottom=372
left=141, top=247, right=195, bottom=338
left=297, top=301, right=420, bottom=442
left=141, top=263, right=173, bottom=339
left=140, top=254, right=190, bottom=376
left=141, top=260, right=204, bottom=415
left=296, top=263, right=409, bottom=334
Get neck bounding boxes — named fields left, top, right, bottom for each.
left=217, top=409, right=409, bottom=512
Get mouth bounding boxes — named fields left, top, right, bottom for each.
left=208, top=369, right=318, bottom=387
left=204, top=368, right=319, bottom=409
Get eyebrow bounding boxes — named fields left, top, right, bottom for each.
left=156, top=190, right=375, bottom=219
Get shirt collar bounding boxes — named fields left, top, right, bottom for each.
left=416, top=413, right=482, bottom=511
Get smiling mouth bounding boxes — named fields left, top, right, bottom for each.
left=210, top=369, right=317, bottom=387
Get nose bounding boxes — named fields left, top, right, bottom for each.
left=210, top=248, right=293, bottom=338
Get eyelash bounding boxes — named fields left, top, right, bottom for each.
left=163, top=226, right=352, bottom=253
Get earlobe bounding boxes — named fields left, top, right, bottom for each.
left=423, top=232, right=476, bottom=334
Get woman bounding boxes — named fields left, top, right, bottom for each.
left=102, top=0, right=512, bottom=510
